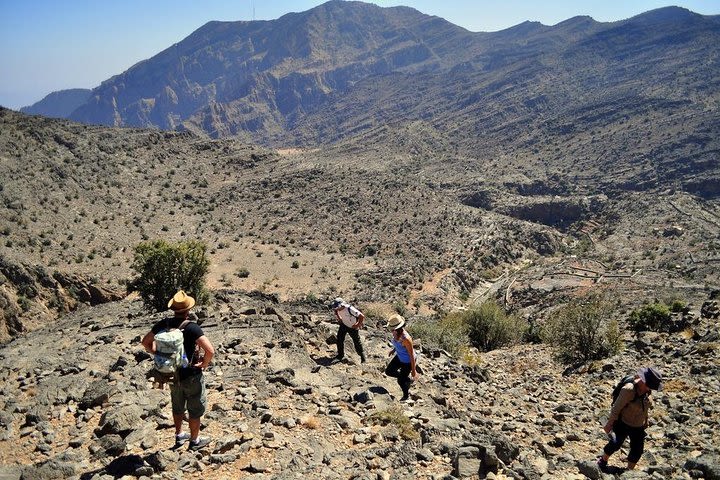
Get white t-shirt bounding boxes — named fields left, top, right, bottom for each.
left=337, top=304, right=362, bottom=328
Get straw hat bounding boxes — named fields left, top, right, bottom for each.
left=386, top=314, right=406, bottom=330
left=168, top=290, right=195, bottom=312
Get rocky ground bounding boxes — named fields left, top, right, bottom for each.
left=2, top=107, right=719, bottom=346
left=0, top=291, right=718, bottom=479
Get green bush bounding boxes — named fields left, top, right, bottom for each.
left=669, top=299, right=686, bottom=313
left=411, top=315, right=469, bottom=356
left=412, top=303, right=525, bottom=355
left=464, top=302, right=527, bottom=352
left=129, top=239, right=210, bottom=312
left=629, top=302, right=672, bottom=332
left=542, top=295, right=623, bottom=364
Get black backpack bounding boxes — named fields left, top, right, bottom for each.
left=611, top=375, right=637, bottom=404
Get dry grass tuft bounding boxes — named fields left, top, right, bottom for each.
left=301, top=415, right=320, bottom=429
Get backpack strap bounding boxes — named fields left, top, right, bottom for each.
left=179, top=319, right=191, bottom=330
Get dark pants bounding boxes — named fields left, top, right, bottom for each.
left=385, top=355, right=413, bottom=397
left=337, top=323, right=365, bottom=360
left=604, top=421, right=646, bottom=463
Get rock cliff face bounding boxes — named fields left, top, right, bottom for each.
left=67, top=1, right=476, bottom=139
left=0, top=255, right=123, bottom=343
left=27, top=3, right=715, bottom=153
left=0, top=292, right=718, bottom=479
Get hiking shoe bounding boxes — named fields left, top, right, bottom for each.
left=400, top=393, right=410, bottom=402
left=188, top=437, right=211, bottom=451
left=175, top=432, right=191, bottom=446
left=596, top=457, right=608, bottom=470
left=330, top=356, right=343, bottom=365
left=360, top=356, right=367, bottom=364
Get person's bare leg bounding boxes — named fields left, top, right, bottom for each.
left=173, top=414, right=184, bottom=435
left=189, top=417, right=201, bottom=440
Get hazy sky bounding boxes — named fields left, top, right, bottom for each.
left=1, top=0, right=718, bottom=109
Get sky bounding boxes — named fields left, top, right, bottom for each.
left=1, top=0, right=718, bottom=110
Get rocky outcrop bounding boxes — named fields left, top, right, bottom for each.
left=0, top=255, right=123, bottom=343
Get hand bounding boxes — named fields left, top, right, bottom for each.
left=388, top=349, right=395, bottom=357
left=353, top=322, right=363, bottom=329
left=603, top=421, right=613, bottom=435
left=193, top=360, right=206, bottom=369
left=411, top=371, right=418, bottom=381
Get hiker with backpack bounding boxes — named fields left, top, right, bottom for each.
left=141, top=290, right=215, bottom=451
left=597, top=367, right=663, bottom=471
left=385, top=314, right=421, bottom=402
left=329, top=297, right=367, bottom=364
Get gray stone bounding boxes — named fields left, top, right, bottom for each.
left=96, top=404, right=143, bottom=437
left=94, top=434, right=126, bottom=457
left=210, top=453, right=237, bottom=464
left=576, top=459, right=601, bottom=480
left=417, top=448, right=435, bottom=462
left=245, top=460, right=271, bottom=473
left=0, top=465, right=22, bottom=480
left=19, top=460, right=75, bottom=480
left=454, top=446, right=480, bottom=478
left=147, top=450, right=179, bottom=472
left=684, top=455, right=720, bottom=480
left=353, top=390, right=374, bottom=404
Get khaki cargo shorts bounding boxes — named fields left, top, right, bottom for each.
left=170, top=373, right=206, bottom=419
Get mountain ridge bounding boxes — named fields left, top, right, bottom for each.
left=19, top=3, right=717, bottom=148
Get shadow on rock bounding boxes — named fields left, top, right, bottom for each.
left=80, top=454, right=153, bottom=479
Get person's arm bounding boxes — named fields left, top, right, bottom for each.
left=402, top=336, right=417, bottom=378
left=141, top=331, right=155, bottom=353
left=604, top=385, right=633, bottom=433
left=354, top=312, right=365, bottom=329
left=193, top=335, right=215, bottom=369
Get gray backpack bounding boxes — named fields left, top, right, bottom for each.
left=153, top=320, right=190, bottom=379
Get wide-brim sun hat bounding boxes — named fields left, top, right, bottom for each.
left=638, top=367, right=663, bottom=391
left=386, top=314, right=406, bottom=330
left=168, top=290, right=195, bottom=312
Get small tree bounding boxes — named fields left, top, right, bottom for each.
left=129, top=239, right=210, bottom=312
left=542, top=294, right=623, bottom=364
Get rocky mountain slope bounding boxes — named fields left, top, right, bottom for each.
left=2, top=3, right=720, bottom=478
left=20, top=89, right=92, bottom=119
left=22, top=3, right=720, bottom=155
left=0, top=291, right=718, bottom=479
left=1, top=104, right=719, bottom=343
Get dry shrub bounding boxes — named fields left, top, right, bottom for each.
left=367, top=406, right=418, bottom=440
left=541, top=294, right=623, bottom=364
left=300, top=415, right=320, bottom=429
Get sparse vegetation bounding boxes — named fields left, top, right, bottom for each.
left=464, top=302, right=527, bottom=352
left=541, top=294, right=623, bottom=364
left=129, top=239, right=210, bottom=312
left=411, top=315, right=469, bottom=356
left=366, top=406, right=419, bottom=440
left=629, top=302, right=674, bottom=332
left=412, top=302, right=526, bottom=355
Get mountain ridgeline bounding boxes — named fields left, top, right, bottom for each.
left=23, top=2, right=720, bottom=151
